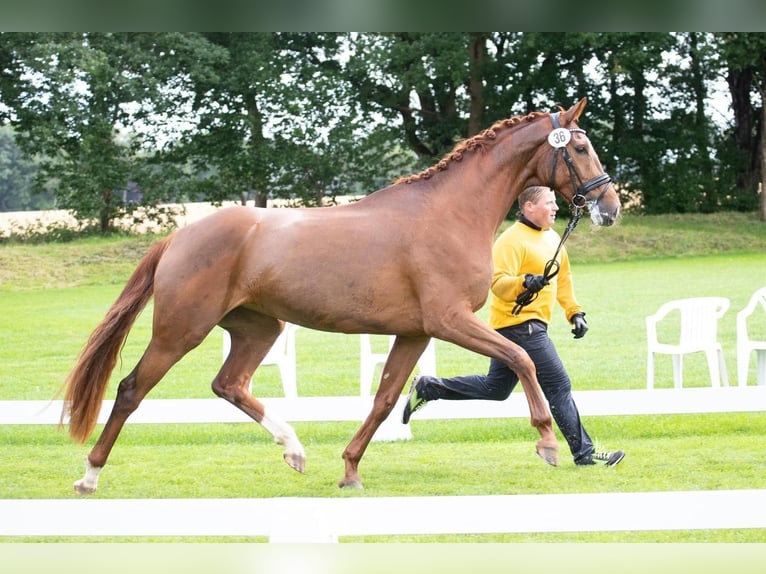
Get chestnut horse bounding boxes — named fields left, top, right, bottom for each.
left=62, top=97, right=620, bottom=494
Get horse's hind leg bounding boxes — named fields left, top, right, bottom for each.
left=339, top=335, right=430, bottom=489
left=74, top=338, right=194, bottom=494
left=214, top=310, right=305, bottom=473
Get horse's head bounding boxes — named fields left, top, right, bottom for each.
left=535, top=98, right=620, bottom=226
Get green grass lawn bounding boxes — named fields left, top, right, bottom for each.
left=2, top=251, right=763, bottom=400
left=1, top=211, right=765, bottom=543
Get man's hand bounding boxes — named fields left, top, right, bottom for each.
left=571, top=312, right=588, bottom=339
left=523, top=273, right=548, bottom=294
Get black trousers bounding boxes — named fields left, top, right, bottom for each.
left=418, top=320, right=594, bottom=464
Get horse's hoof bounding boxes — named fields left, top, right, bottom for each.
left=535, top=445, right=560, bottom=467
left=73, top=481, right=96, bottom=495
left=338, top=478, right=364, bottom=490
left=284, top=452, right=306, bottom=474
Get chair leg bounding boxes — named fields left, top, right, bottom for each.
left=757, top=350, right=766, bottom=386
left=646, top=353, right=654, bottom=389
left=704, top=349, right=721, bottom=387
left=359, top=362, right=375, bottom=397
left=738, top=349, right=750, bottom=387
left=280, top=362, right=298, bottom=399
left=360, top=358, right=385, bottom=397
left=416, top=339, right=437, bottom=376
left=359, top=335, right=374, bottom=396
left=717, top=348, right=729, bottom=386
left=672, top=354, right=683, bottom=389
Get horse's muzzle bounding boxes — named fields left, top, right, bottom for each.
left=590, top=201, right=620, bottom=226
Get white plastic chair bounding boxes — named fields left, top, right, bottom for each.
left=646, top=297, right=730, bottom=389
left=359, top=335, right=437, bottom=396
left=737, top=286, right=766, bottom=386
left=222, top=323, right=300, bottom=398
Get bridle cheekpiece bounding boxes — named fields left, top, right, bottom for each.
left=548, top=112, right=612, bottom=209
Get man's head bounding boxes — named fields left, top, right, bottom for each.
left=518, top=186, right=558, bottom=230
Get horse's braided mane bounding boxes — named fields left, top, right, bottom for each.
left=394, top=110, right=549, bottom=185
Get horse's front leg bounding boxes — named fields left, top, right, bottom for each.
left=339, top=335, right=430, bottom=489
left=430, top=313, right=559, bottom=466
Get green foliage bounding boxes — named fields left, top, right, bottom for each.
left=172, top=33, right=408, bottom=208
left=1, top=33, right=227, bottom=230
left=1, top=32, right=764, bottom=232
left=0, top=126, right=53, bottom=211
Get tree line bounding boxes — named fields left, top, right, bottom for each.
left=0, top=32, right=764, bottom=231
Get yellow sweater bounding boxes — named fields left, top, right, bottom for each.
left=489, top=220, right=582, bottom=329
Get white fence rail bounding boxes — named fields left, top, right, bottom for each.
left=2, top=490, right=765, bottom=542
left=3, top=387, right=764, bottom=542
left=2, top=386, right=765, bottom=426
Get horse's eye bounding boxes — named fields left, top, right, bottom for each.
left=575, top=145, right=587, bottom=154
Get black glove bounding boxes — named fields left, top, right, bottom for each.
left=570, top=312, right=588, bottom=339
left=523, top=273, right=548, bottom=294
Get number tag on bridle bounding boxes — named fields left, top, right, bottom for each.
left=547, top=128, right=571, bottom=148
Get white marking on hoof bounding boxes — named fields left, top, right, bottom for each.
left=261, top=410, right=306, bottom=473
left=74, top=459, right=102, bottom=495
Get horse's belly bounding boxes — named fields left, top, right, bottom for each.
left=243, top=269, right=422, bottom=335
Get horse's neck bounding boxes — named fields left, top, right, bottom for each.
left=436, top=146, right=536, bottom=235
left=380, top=121, right=545, bottom=234
left=481, top=130, right=545, bottom=230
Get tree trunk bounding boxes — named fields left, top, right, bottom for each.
left=253, top=191, right=268, bottom=208
left=467, top=33, right=486, bottom=137
left=689, top=35, right=714, bottom=176
left=100, top=189, right=112, bottom=234
left=247, top=92, right=269, bottom=209
left=727, top=66, right=760, bottom=193
left=760, top=84, right=766, bottom=221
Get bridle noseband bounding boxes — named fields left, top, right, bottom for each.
left=548, top=112, right=612, bottom=209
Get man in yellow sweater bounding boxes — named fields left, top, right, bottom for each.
left=402, top=186, right=625, bottom=467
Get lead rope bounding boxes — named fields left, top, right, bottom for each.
left=511, top=205, right=583, bottom=316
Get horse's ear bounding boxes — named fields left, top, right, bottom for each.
left=562, top=97, right=588, bottom=124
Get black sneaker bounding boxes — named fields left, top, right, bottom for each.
left=592, top=449, right=625, bottom=467
left=401, top=376, right=428, bottom=424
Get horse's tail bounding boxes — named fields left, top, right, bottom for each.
left=60, top=235, right=173, bottom=443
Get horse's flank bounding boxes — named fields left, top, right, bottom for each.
left=160, top=197, right=492, bottom=337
